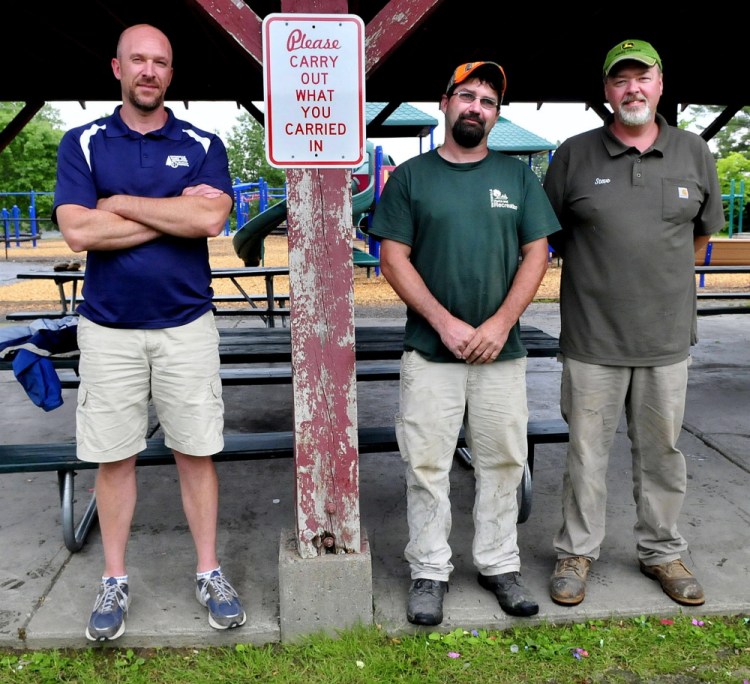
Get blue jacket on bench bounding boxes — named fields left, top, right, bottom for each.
left=0, top=316, right=79, bottom=411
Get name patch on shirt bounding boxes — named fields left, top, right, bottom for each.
left=165, top=155, right=189, bottom=168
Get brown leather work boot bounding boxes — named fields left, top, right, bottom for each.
left=639, top=559, right=705, bottom=606
left=549, top=556, right=591, bottom=606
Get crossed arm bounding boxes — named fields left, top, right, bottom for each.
left=379, top=236, right=550, bottom=364
left=56, top=184, right=232, bottom=253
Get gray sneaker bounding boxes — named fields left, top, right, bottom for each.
left=196, top=569, right=246, bottom=630
left=85, top=577, right=129, bottom=642
left=407, top=578, right=448, bottom=626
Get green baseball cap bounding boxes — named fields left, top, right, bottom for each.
left=603, top=39, right=662, bottom=77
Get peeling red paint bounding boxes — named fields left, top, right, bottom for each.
left=365, top=0, right=446, bottom=75
left=190, top=0, right=443, bottom=561
left=287, top=167, right=360, bottom=559
left=188, top=0, right=264, bottom=65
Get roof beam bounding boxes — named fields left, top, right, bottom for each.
left=365, top=0, right=446, bottom=77
left=186, top=0, right=264, bottom=66
left=700, top=104, right=744, bottom=143
left=0, top=101, right=44, bottom=155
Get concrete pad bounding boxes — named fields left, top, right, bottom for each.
left=1, top=305, right=749, bottom=649
left=278, top=528, right=372, bottom=642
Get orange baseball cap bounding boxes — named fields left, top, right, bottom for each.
left=445, top=62, right=506, bottom=99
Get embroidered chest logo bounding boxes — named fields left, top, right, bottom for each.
left=165, top=155, right=189, bottom=168
left=489, top=188, right=518, bottom=211
left=678, top=186, right=690, bottom=199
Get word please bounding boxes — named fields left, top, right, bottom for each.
left=287, top=30, right=341, bottom=52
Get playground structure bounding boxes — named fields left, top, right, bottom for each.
left=723, top=178, right=746, bottom=238
left=231, top=142, right=395, bottom=274
left=4, top=177, right=746, bottom=275
left=231, top=177, right=287, bottom=232
left=1, top=191, right=54, bottom=256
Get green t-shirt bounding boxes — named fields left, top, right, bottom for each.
left=369, top=149, right=560, bottom=362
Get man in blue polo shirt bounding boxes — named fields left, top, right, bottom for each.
left=53, top=23, right=245, bottom=641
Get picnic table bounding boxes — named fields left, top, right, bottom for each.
left=0, top=323, right=567, bottom=550
left=695, top=265, right=750, bottom=315
left=7, top=266, right=291, bottom=327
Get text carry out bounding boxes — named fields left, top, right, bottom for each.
left=262, top=14, right=366, bottom=168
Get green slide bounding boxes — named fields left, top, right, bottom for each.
left=232, top=143, right=377, bottom=267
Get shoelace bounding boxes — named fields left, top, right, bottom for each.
left=414, top=579, right=444, bottom=596
left=94, top=582, right=126, bottom=613
left=202, top=573, right=238, bottom=604
left=558, top=558, right=587, bottom=578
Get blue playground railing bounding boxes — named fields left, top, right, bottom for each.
left=1, top=191, right=55, bottom=250
left=227, top=177, right=287, bottom=235
left=723, top=178, right=746, bottom=238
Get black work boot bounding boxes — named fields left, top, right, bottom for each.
left=407, top=578, right=448, bottom=626
left=478, top=571, right=539, bottom=617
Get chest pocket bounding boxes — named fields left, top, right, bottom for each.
left=662, top=178, right=704, bottom=225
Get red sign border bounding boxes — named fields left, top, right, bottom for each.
left=263, top=14, right=366, bottom=168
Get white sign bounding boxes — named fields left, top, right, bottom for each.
left=262, top=13, right=365, bottom=168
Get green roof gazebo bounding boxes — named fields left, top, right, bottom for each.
left=488, top=116, right=557, bottom=162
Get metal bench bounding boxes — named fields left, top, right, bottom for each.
left=1, top=324, right=566, bottom=550
left=7, top=293, right=293, bottom=323
left=695, top=265, right=750, bottom=315
left=0, top=419, right=569, bottom=552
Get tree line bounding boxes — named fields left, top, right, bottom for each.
left=1, top=102, right=747, bottom=232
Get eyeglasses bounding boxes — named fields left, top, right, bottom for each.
left=451, top=90, right=499, bottom=110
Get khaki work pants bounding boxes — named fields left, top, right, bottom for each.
left=554, top=356, right=690, bottom=564
left=395, top=350, right=529, bottom=580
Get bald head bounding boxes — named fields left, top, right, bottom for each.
left=116, top=24, right=173, bottom=64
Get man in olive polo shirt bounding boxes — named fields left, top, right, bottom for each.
left=543, top=39, right=724, bottom=607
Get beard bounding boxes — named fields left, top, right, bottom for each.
left=616, top=98, right=653, bottom=126
left=452, top=115, right=485, bottom=148
left=127, top=84, right=164, bottom=113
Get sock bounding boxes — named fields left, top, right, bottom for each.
left=103, top=575, right=128, bottom=586
left=197, top=567, right=221, bottom=582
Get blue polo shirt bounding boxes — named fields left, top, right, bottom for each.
left=52, top=106, right=233, bottom=329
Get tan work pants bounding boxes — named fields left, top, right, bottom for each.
left=395, top=350, right=529, bottom=580
left=554, top=356, right=690, bottom=564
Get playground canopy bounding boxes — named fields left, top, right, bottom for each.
left=366, top=103, right=437, bottom=139
left=488, top=117, right=557, bottom=156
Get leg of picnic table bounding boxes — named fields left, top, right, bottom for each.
left=57, top=470, right=98, bottom=552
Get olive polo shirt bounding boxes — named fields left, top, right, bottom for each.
left=544, top=114, right=725, bottom=366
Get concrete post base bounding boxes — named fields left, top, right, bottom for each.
left=278, top=528, right=373, bottom=642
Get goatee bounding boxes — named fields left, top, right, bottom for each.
left=452, top=117, right=484, bottom=148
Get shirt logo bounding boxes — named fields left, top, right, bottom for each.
left=489, top=188, right=518, bottom=211
left=678, top=186, right=689, bottom=199
left=594, top=178, right=611, bottom=185
left=165, top=155, right=189, bottom=168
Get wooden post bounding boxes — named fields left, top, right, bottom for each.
left=286, top=170, right=360, bottom=558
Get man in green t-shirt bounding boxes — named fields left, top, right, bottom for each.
left=543, top=39, right=724, bottom=609
left=369, top=61, right=560, bottom=626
